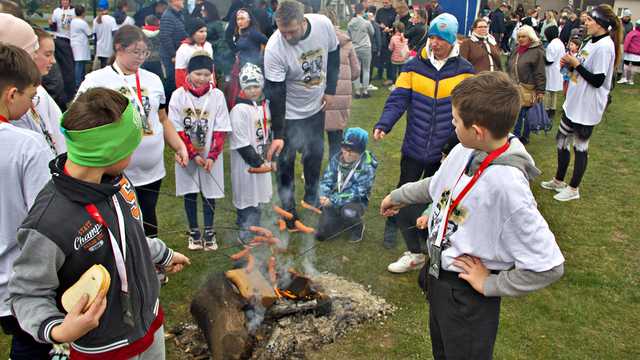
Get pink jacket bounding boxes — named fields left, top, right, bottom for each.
left=325, top=29, right=360, bottom=131
left=389, top=33, right=409, bottom=64
left=624, top=28, right=640, bottom=55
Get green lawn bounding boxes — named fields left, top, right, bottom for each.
left=2, top=81, right=639, bottom=359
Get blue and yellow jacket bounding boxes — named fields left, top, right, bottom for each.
left=375, top=46, right=475, bottom=164
left=319, top=150, right=378, bottom=208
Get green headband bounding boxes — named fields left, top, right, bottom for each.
left=61, top=101, right=143, bottom=167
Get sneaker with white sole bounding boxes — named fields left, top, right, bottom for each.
left=554, top=187, right=580, bottom=202
left=203, top=229, right=218, bottom=251
left=367, top=84, right=379, bottom=91
left=617, top=78, right=628, bottom=84
left=187, top=229, right=203, bottom=250
left=540, top=179, right=567, bottom=192
left=387, top=251, right=426, bottom=273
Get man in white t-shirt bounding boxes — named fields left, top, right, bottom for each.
left=264, top=0, right=340, bottom=227
left=49, top=0, right=77, bottom=103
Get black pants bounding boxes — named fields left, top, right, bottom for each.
left=326, top=129, right=343, bottom=161
left=315, top=202, right=365, bottom=241
left=555, top=114, right=594, bottom=188
left=426, top=270, right=501, bottom=360
left=277, top=111, right=325, bottom=213
left=135, top=179, right=162, bottom=237
left=53, top=37, right=76, bottom=103
left=0, top=316, right=51, bottom=360
left=385, top=156, right=441, bottom=253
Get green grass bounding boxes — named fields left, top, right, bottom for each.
left=2, top=82, right=639, bottom=359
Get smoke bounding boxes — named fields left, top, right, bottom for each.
left=245, top=303, right=266, bottom=334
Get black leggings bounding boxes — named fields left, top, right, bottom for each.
left=555, top=114, right=594, bottom=188
left=135, top=179, right=163, bottom=237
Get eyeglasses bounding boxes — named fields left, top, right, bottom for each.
left=125, top=48, right=151, bottom=59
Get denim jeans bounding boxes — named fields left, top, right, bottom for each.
left=74, top=61, right=87, bottom=89
left=184, top=193, right=215, bottom=230
left=513, top=107, right=531, bottom=142
left=353, top=47, right=372, bottom=93
left=236, top=206, right=261, bottom=242
left=326, top=130, right=343, bottom=161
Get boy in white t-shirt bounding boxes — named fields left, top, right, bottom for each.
left=229, top=63, right=274, bottom=243
left=170, top=53, right=232, bottom=251
left=380, top=72, right=565, bottom=359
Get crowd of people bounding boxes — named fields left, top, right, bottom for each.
left=0, top=0, right=630, bottom=359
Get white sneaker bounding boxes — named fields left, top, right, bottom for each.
left=387, top=251, right=426, bottom=273
left=629, top=81, right=635, bottom=85
left=188, top=237, right=203, bottom=250
left=617, top=78, right=628, bottom=84
left=540, top=179, right=567, bottom=192
left=203, top=230, right=218, bottom=251
left=554, top=187, right=580, bottom=202
left=388, top=85, right=396, bottom=91
left=367, top=84, right=379, bottom=91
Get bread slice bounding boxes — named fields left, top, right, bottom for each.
left=61, top=264, right=111, bottom=313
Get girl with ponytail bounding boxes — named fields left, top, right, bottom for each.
left=541, top=4, right=621, bottom=202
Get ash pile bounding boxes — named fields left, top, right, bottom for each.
left=169, top=272, right=395, bottom=360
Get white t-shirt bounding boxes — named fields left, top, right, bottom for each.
left=545, top=38, right=565, bottom=91
left=70, top=18, right=92, bottom=61
left=563, top=36, right=615, bottom=126
left=93, top=15, right=118, bottom=58
left=426, top=144, right=565, bottom=273
left=175, top=42, right=214, bottom=70
left=51, top=7, right=76, bottom=39
left=264, top=14, right=338, bottom=120
left=78, top=66, right=167, bottom=186
left=169, top=87, right=232, bottom=198
left=13, top=86, right=66, bottom=156
left=229, top=101, right=273, bottom=209
left=0, top=124, right=52, bottom=316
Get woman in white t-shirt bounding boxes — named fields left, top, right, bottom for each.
left=93, top=2, right=119, bottom=68
left=175, top=17, right=213, bottom=89
left=49, top=0, right=77, bottom=101
left=69, top=5, right=91, bottom=88
left=13, top=28, right=66, bottom=156
left=541, top=5, right=621, bottom=202
left=543, top=25, right=564, bottom=119
left=169, top=53, right=232, bottom=251
left=77, top=25, right=189, bottom=237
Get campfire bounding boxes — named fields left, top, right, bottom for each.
left=170, top=207, right=394, bottom=360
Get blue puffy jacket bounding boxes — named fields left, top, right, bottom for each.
left=319, top=150, right=378, bottom=208
left=375, top=47, right=475, bottom=164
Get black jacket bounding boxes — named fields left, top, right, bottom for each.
left=490, top=9, right=505, bottom=34
left=560, top=18, right=581, bottom=44
left=9, top=155, right=173, bottom=354
left=159, top=7, right=188, bottom=58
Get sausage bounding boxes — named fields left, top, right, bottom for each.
left=277, top=219, right=286, bottom=232
left=273, top=205, right=294, bottom=220
left=246, top=254, right=255, bottom=273
left=230, top=247, right=251, bottom=261
left=248, top=165, right=272, bottom=173
left=301, top=200, right=322, bottom=215
left=294, top=220, right=315, bottom=234
left=268, top=256, right=277, bottom=284
left=248, top=225, right=273, bottom=238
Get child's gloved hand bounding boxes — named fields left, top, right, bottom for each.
left=165, top=252, right=191, bottom=274
left=319, top=196, right=331, bottom=207
left=51, top=291, right=107, bottom=343
left=204, top=159, right=214, bottom=172
left=416, top=215, right=429, bottom=230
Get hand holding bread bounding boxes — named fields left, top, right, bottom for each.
left=51, top=290, right=107, bottom=343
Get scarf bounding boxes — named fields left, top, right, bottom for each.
left=143, top=24, right=159, bottom=31
left=184, top=79, right=212, bottom=97
left=516, top=45, right=529, bottom=55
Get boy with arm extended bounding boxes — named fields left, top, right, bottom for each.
left=8, top=88, right=190, bottom=359
left=380, top=72, right=564, bottom=359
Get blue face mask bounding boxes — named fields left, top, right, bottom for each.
left=363, top=13, right=369, bottom=20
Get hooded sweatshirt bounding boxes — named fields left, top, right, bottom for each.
left=8, top=155, right=174, bottom=358
left=389, top=138, right=564, bottom=297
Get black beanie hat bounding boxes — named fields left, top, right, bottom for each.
left=185, top=17, right=206, bottom=37
left=188, top=52, right=214, bottom=73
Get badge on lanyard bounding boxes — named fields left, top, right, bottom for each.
left=113, top=63, right=153, bottom=136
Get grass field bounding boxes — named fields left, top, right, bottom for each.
left=1, top=80, right=639, bottom=359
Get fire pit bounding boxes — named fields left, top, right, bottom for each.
left=171, top=272, right=395, bottom=359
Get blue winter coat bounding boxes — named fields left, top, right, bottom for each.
left=374, top=47, right=475, bottom=164
left=319, top=151, right=378, bottom=208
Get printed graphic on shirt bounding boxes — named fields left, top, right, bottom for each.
left=118, top=177, right=141, bottom=221
left=255, top=117, right=268, bottom=157
left=74, top=220, right=106, bottom=252
left=427, top=189, right=469, bottom=251
left=299, top=49, right=325, bottom=87
left=115, top=85, right=154, bottom=135
left=181, top=107, right=211, bottom=150
left=60, top=12, right=73, bottom=31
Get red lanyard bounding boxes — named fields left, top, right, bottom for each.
left=0, top=115, right=8, bottom=123
left=445, top=141, right=511, bottom=224
left=261, top=100, right=268, bottom=141
left=134, top=71, right=144, bottom=106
